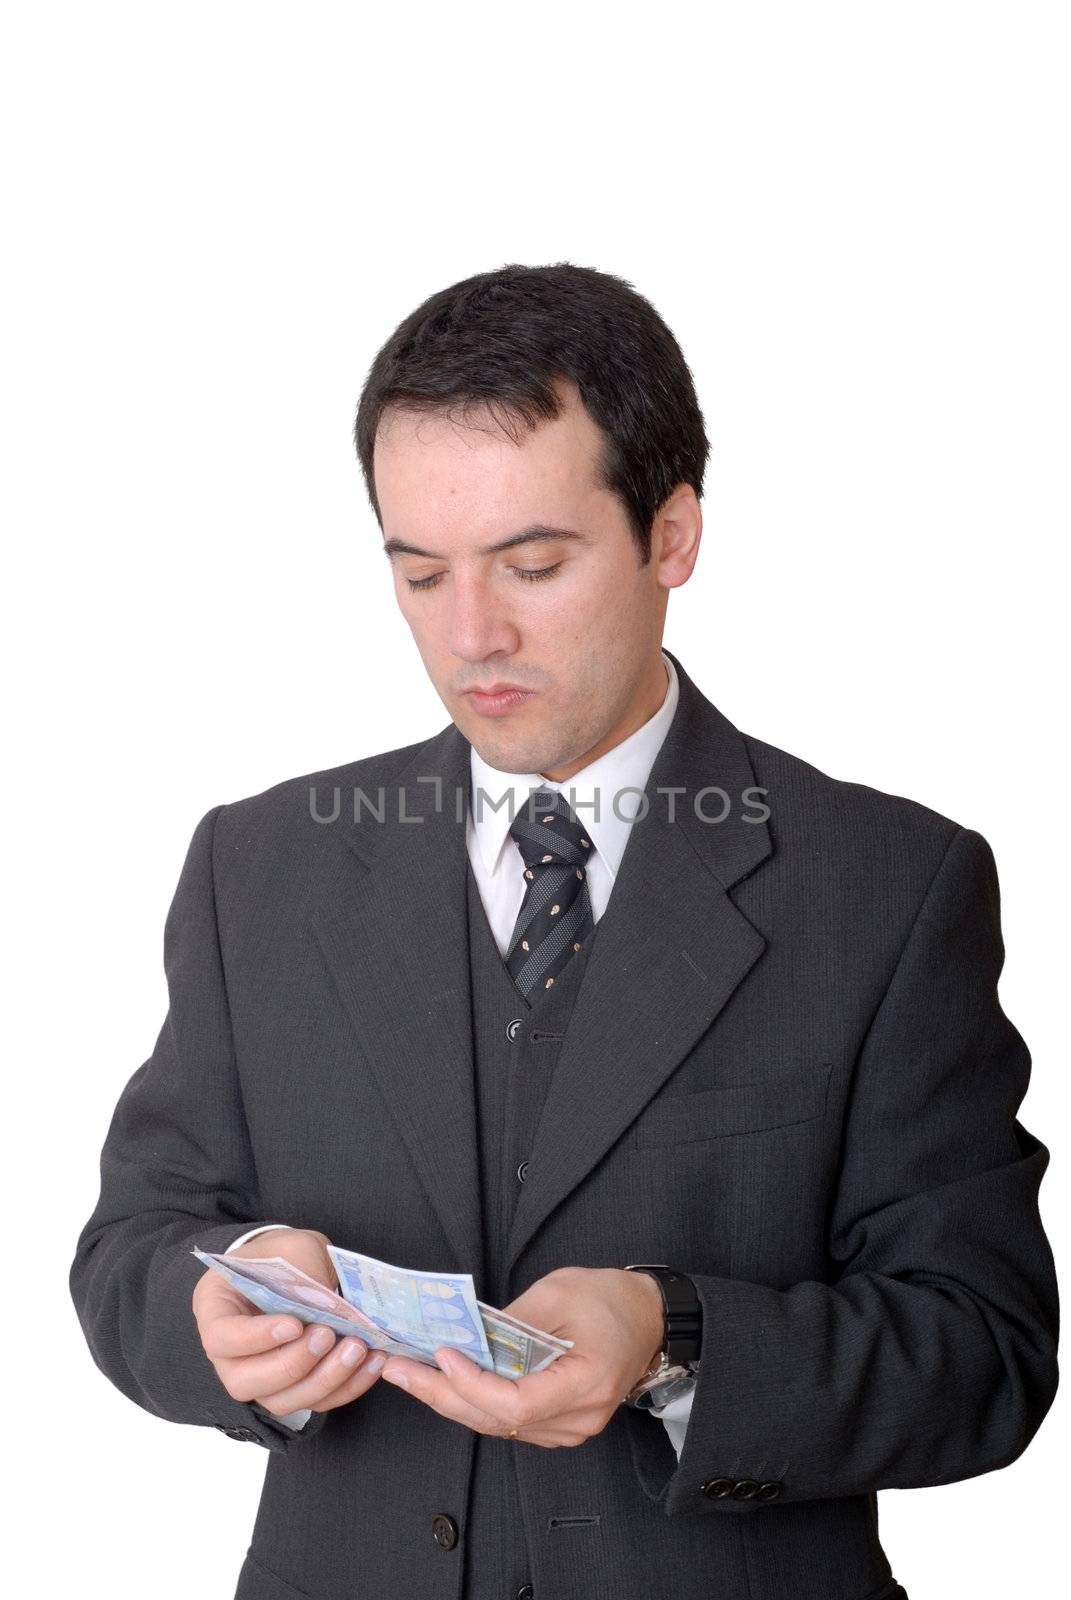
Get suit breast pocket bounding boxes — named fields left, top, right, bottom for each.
left=629, top=1063, right=833, bottom=1148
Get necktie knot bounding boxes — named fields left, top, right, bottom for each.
left=508, top=789, right=593, bottom=873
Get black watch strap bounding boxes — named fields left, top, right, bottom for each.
left=624, top=1264, right=702, bottom=1366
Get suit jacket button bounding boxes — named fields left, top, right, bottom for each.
left=702, top=1477, right=735, bottom=1499
left=431, top=1513, right=459, bottom=1550
left=756, top=1480, right=783, bottom=1500
left=516, top=1161, right=529, bottom=1182
left=516, top=1587, right=536, bottom=1599
left=732, top=1479, right=760, bottom=1499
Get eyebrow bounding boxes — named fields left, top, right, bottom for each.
left=382, top=524, right=592, bottom=561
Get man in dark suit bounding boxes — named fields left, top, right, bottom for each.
left=71, top=263, right=1059, bottom=1600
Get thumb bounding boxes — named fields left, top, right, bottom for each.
left=499, top=1277, right=571, bottom=1337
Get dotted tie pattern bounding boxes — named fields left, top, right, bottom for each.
left=505, top=790, right=595, bottom=999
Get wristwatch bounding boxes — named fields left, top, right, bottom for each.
left=622, top=1264, right=702, bottom=1409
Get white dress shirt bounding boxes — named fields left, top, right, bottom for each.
left=225, top=649, right=696, bottom=1455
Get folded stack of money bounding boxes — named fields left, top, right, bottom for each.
left=191, top=1244, right=572, bottom=1379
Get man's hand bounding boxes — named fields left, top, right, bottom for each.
left=192, top=1227, right=387, bottom=1418
left=378, top=1266, right=665, bottom=1447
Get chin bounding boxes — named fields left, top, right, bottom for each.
left=473, top=730, right=544, bottom=774
left=473, top=737, right=528, bottom=773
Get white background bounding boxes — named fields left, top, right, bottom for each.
left=4, top=3, right=1066, bottom=1595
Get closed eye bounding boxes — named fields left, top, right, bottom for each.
left=406, top=564, right=563, bottom=592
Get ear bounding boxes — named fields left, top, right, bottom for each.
left=652, top=484, right=702, bottom=589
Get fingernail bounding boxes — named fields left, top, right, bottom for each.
left=340, top=1339, right=366, bottom=1368
left=366, top=1353, right=386, bottom=1374
left=309, top=1326, right=334, bottom=1354
left=272, top=1321, right=301, bottom=1342
left=435, top=1350, right=455, bottom=1376
left=382, top=1369, right=408, bottom=1389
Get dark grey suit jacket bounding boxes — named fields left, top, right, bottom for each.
left=70, top=649, right=1059, bottom=1600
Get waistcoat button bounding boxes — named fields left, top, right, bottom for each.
left=431, top=1512, right=458, bottom=1549
left=516, top=1161, right=528, bottom=1182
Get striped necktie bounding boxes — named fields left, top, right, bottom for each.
left=504, top=789, right=595, bottom=999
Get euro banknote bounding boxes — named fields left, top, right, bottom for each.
left=192, top=1243, right=572, bottom=1379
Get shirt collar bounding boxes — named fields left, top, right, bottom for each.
left=468, top=650, right=679, bottom=883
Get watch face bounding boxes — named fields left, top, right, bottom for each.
left=631, top=1361, right=689, bottom=1394
left=631, top=1368, right=695, bottom=1409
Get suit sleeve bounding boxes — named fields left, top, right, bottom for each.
left=68, top=804, right=328, bottom=1453
left=623, top=825, right=1059, bottom=1515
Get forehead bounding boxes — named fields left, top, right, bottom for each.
left=373, top=382, right=607, bottom=520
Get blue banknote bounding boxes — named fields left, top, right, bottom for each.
left=192, top=1243, right=573, bottom=1378
left=328, top=1245, right=495, bottom=1370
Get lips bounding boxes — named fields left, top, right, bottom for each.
left=465, top=684, right=537, bottom=717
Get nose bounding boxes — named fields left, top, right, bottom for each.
left=448, top=571, right=519, bottom=663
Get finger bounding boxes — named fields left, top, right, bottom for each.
left=428, top=1347, right=567, bottom=1427
left=221, top=1323, right=347, bottom=1402
left=200, top=1306, right=306, bottom=1361
left=380, top=1353, right=524, bottom=1433
left=307, top=1351, right=388, bottom=1414
left=466, top=1352, right=587, bottom=1419
left=257, top=1340, right=388, bottom=1416
left=192, top=1272, right=303, bottom=1348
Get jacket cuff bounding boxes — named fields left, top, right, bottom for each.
left=191, top=1223, right=329, bottom=1451
left=619, top=1273, right=780, bottom=1516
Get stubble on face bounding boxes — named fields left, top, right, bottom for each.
left=374, top=379, right=666, bottom=782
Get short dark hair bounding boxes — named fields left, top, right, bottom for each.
left=353, top=261, right=710, bottom=564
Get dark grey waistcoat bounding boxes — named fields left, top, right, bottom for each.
left=462, top=855, right=599, bottom=1598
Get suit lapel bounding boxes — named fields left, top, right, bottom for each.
left=505, top=650, right=772, bottom=1273
left=307, top=721, right=486, bottom=1281
left=308, top=649, right=773, bottom=1286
